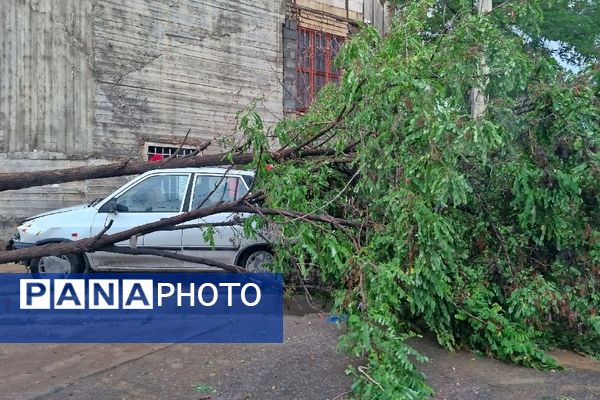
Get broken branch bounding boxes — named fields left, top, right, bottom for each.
left=0, top=198, right=363, bottom=266
left=0, top=146, right=336, bottom=192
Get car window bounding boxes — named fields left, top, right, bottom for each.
left=191, top=175, right=247, bottom=210
left=242, top=174, right=254, bottom=189
left=117, top=174, right=189, bottom=212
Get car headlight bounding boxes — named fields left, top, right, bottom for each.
left=12, top=230, right=20, bottom=241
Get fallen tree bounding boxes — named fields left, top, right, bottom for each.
left=0, top=1, right=598, bottom=399
left=0, top=110, right=358, bottom=272
left=237, top=1, right=599, bottom=399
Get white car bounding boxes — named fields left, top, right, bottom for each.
left=11, top=168, right=273, bottom=273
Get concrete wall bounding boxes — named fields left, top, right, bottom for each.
left=0, top=153, right=132, bottom=243
left=91, top=0, right=285, bottom=155
left=0, top=0, right=285, bottom=240
left=0, top=0, right=285, bottom=155
left=0, top=1, right=96, bottom=154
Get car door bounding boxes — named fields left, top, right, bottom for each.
left=88, top=173, right=191, bottom=270
left=181, top=174, right=249, bottom=269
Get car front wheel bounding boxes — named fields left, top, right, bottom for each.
left=238, top=249, right=273, bottom=272
left=30, top=254, right=85, bottom=274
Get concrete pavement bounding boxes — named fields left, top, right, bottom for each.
left=0, top=263, right=598, bottom=399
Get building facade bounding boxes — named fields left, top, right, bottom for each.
left=0, top=0, right=388, bottom=242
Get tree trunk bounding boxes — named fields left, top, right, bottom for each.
left=0, top=147, right=335, bottom=192
left=476, top=0, right=492, bottom=13
left=470, top=0, right=492, bottom=119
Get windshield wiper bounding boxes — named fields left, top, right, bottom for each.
left=88, top=198, right=103, bottom=207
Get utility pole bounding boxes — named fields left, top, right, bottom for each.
left=470, top=0, right=492, bottom=119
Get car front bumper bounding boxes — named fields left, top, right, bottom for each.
left=4, top=240, right=34, bottom=267
left=12, top=241, right=35, bottom=250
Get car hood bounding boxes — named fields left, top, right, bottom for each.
left=22, top=204, right=91, bottom=222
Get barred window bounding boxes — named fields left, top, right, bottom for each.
left=297, top=28, right=343, bottom=111
left=147, top=145, right=195, bottom=161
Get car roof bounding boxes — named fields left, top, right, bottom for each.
left=141, top=167, right=254, bottom=177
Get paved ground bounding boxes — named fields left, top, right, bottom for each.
left=415, top=338, right=600, bottom=400
left=0, top=316, right=355, bottom=400
left=0, top=263, right=599, bottom=399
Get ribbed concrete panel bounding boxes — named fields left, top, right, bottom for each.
left=0, top=0, right=96, bottom=154
left=91, top=0, right=285, bottom=155
left=0, top=0, right=284, bottom=156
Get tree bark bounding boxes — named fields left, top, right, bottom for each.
left=476, top=0, right=492, bottom=13
left=0, top=147, right=336, bottom=192
left=470, top=0, right=492, bottom=119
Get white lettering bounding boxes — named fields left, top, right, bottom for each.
left=241, top=283, right=261, bottom=307
left=197, top=283, right=218, bottom=306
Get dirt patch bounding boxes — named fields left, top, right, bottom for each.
left=0, top=263, right=23, bottom=272
left=549, top=349, right=600, bottom=373
left=411, top=336, right=600, bottom=400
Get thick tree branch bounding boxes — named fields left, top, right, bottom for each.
left=0, top=146, right=336, bottom=192
left=0, top=199, right=250, bottom=265
left=0, top=199, right=363, bottom=266
left=100, top=245, right=245, bottom=273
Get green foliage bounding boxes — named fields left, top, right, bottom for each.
left=239, top=1, right=600, bottom=398
left=202, top=225, right=216, bottom=249
left=394, top=0, right=599, bottom=67
left=536, top=0, right=600, bottom=65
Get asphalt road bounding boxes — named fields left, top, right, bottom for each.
left=0, top=263, right=599, bottom=399
left=0, top=316, right=355, bottom=400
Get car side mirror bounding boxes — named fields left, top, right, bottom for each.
left=99, top=198, right=128, bottom=213
left=99, top=199, right=116, bottom=213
